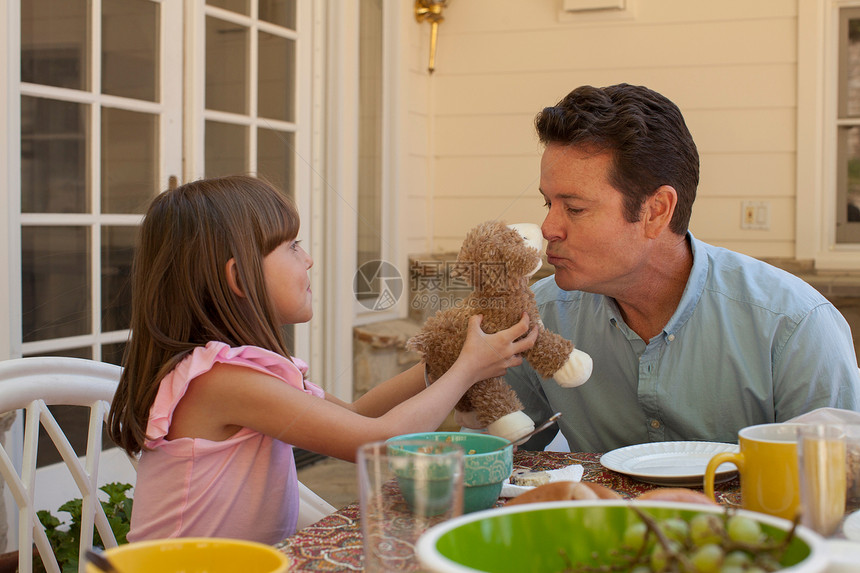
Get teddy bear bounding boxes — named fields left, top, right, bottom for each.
left=406, top=220, right=593, bottom=443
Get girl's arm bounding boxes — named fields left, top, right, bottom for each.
left=327, top=313, right=537, bottom=418
left=321, top=363, right=425, bottom=416
left=168, top=314, right=537, bottom=462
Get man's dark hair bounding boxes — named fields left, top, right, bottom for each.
left=535, top=84, right=699, bottom=234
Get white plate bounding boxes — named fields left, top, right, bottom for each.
left=825, top=539, right=860, bottom=572
left=599, top=441, right=739, bottom=487
left=844, top=510, right=860, bottom=542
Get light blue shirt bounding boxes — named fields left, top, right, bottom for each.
left=506, top=233, right=860, bottom=452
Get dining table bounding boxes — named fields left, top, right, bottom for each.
left=274, top=450, right=742, bottom=571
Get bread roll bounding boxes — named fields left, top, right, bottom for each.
left=635, top=488, right=717, bottom=505
left=506, top=481, right=621, bottom=506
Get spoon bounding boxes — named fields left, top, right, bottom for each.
left=493, top=412, right=562, bottom=451
left=85, top=548, right=120, bottom=573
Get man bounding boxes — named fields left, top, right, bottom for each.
left=505, top=83, right=860, bottom=452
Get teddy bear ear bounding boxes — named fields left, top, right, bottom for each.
left=506, top=223, right=544, bottom=278
left=507, top=223, right=543, bottom=252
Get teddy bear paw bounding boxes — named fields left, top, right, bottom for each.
left=553, top=348, right=593, bottom=388
left=487, top=412, right=535, bottom=444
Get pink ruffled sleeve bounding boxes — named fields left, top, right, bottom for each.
left=145, top=342, right=324, bottom=447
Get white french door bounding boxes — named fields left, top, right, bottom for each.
left=2, top=1, right=317, bottom=548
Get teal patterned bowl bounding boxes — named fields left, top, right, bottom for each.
left=388, top=432, right=513, bottom=513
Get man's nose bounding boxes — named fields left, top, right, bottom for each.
left=541, top=207, right=564, bottom=242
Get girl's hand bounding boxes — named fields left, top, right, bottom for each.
left=456, top=313, right=538, bottom=383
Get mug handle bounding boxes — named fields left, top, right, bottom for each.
left=704, top=452, right=742, bottom=502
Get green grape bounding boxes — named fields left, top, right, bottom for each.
left=690, top=543, right=724, bottom=573
left=661, top=517, right=690, bottom=544
left=650, top=539, right=681, bottom=571
left=723, top=550, right=753, bottom=568
left=756, top=554, right=781, bottom=571
left=690, top=513, right=724, bottom=546
left=624, top=521, right=649, bottom=550
left=570, top=509, right=786, bottom=573
left=726, top=514, right=763, bottom=544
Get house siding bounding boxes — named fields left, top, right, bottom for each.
left=411, top=0, right=801, bottom=258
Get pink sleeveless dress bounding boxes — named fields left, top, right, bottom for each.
left=128, top=341, right=324, bottom=544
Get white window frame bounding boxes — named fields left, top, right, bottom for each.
left=323, top=1, right=405, bottom=400
left=799, top=0, right=860, bottom=269
left=1, top=0, right=19, bottom=362
left=352, top=0, right=405, bottom=330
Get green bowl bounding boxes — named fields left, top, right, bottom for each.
left=416, top=501, right=828, bottom=573
left=384, top=440, right=464, bottom=517
left=388, top=432, right=513, bottom=513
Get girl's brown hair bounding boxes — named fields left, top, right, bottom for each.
left=108, top=175, right=300, bottom=455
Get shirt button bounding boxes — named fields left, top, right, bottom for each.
left=650, top=419, right=661, bottom=429
left=667, top=334, right=675, bottom=341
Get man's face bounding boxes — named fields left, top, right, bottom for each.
left=540, top=143, right=648, bottom=295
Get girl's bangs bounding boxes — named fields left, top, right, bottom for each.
left=258, top=192, right=300, bottom=254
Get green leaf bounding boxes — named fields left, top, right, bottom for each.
left=37, top=509, right=61, bottom=530
left=61, top=556, right=79, bottom=573
left=33, top=482, right=134, bottom=571
left=58, top=498, right=83, bottom=525
left=102, top=482, right=132, bottom=502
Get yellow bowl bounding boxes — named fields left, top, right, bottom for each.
left=86, top=538, right=289, bottom=573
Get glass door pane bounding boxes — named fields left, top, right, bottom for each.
left=20, top=97, right=89, bottom=214
left=205, top=120, right=249, bottom=177
left=260, top=0, right=296, bottom=29
left=206, top=15, right=249, bottom=114
left=101, top=225, right=137, bottom=333
left=21, top=0, right=89, bottom=90
left=21, top=227, right=90, bottom=343
left=836, top=8, right=860, bottom=243
left=257, top=128, right=294, bottom=192
left=102, top=0, right=159, bottom=101
left=258, top=30, right=295, bottom=122
left=101, top=108, right=159, bottom=214
left=357, top=0, right=384, bottom=299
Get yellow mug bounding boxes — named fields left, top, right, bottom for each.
left=705, top=423, right=802, bottom=520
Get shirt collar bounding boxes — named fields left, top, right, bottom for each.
left=661, top=231, right=708, bottom=343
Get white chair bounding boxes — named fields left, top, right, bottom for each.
left=0, top=356, right=335, bottom=573
left=297, top=481, right=336, bottom=530
left=0, top=357, right=125, bottom=573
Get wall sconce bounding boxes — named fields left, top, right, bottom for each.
left=414, top=0, right=450, bottom=74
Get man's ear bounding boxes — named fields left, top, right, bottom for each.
left=643, top=185, right=677, bottom=238
left=225, top=258, right=246, bottom=298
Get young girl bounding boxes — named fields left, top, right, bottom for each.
left=108, top=175, right=537, bottom=544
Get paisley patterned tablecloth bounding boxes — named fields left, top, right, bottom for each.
left=275, top=450, right=740, bottom=571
